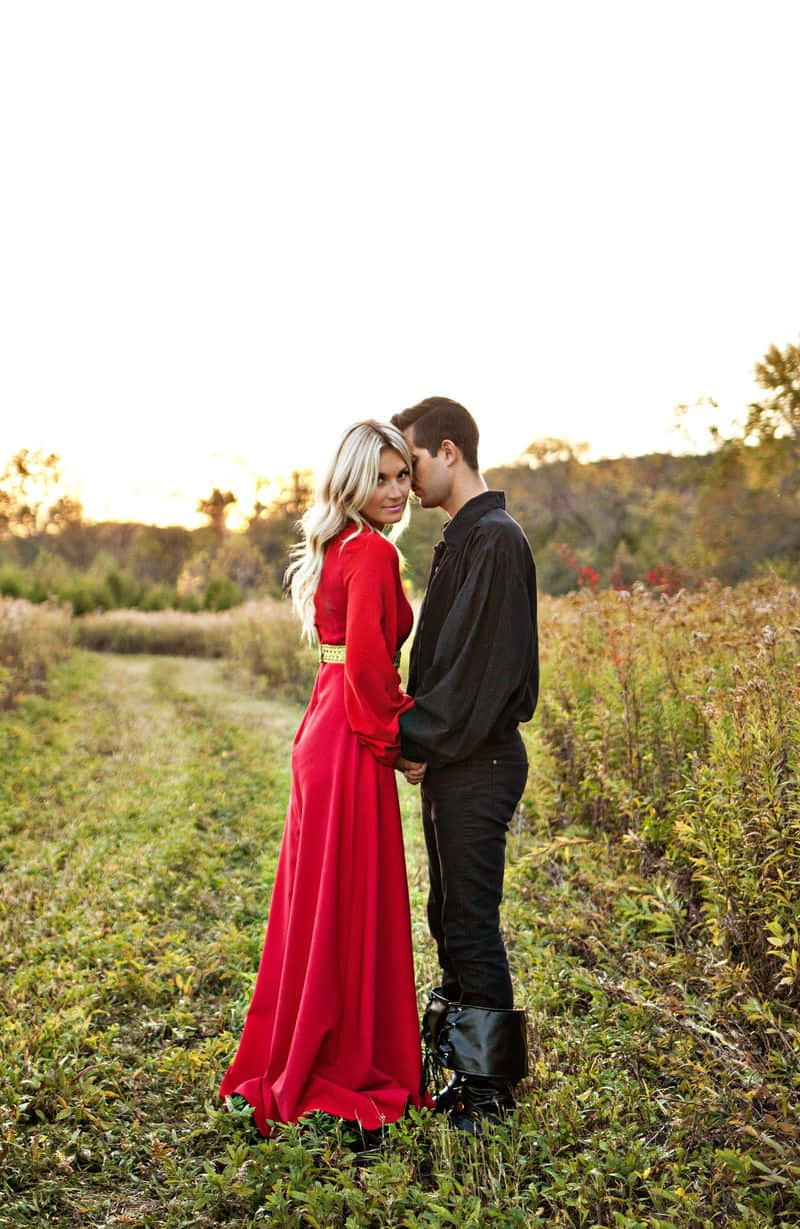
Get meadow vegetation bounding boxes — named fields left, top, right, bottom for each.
left=535, top=577, right=800, bottom=1008
left=1, top=580, right=799, bottom=1225
left=73, top=601, right=318, bottom=703
left=0, top=596, right=72, bottom=708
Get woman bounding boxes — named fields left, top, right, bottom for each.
left=219, top=420, right=429, bottom=1137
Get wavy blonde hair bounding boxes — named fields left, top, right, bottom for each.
left=286, top=420, right=413, bottom=643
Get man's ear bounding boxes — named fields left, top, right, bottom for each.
left=438, top=438, right=461, bottom=468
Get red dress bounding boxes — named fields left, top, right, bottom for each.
left=219, top=526, right=428, bottom=1135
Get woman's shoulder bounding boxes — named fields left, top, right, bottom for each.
left=338, top=526, right=398, bottom=571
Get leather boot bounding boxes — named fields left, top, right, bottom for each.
left=450, top=1075, right=516, bottom=1134
left=421, top=987, right=463, bottom=1110
left=432, top=1071, right=463, bottom=1113
left=428, top=999, right=529, bottom=1134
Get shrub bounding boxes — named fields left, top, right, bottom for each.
left=103, top=566, right=143, bottom=608
left=0, top=563, right=26, bottom=599
left=0, top=556, right=186, bottom=614
left=59, top=575, right=108, bottom=615
left=203, top=575, right=243, bottom=611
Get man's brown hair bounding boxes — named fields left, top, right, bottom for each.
left=391, top=397, right=480, bottom=471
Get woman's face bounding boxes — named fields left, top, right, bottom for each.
left=360, top=447, right=412, bottom=528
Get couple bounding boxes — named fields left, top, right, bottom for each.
left=219, top=397, right=539, bottom=1137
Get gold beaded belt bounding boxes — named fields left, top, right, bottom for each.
left=318, top=642, right=401, bottom=668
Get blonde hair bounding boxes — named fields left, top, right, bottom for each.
left=287, top=420, right=413, bottom=643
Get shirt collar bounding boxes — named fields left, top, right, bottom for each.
left=442, top=490, right=505, bottom=549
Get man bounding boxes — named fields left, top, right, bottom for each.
left=391, top=396, right=539, bottom=1132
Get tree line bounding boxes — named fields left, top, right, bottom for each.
left=1, top=336, right=798, bottom=611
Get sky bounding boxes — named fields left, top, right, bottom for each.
left=2, top=1, right=799, bottom=528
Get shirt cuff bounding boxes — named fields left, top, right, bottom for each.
left=398, top=710, right=430, bottom=764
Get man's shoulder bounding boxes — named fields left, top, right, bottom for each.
left=469, top=505, right=533, bottom=558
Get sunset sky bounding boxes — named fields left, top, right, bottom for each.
left=2, top=1, right=799, bottom=527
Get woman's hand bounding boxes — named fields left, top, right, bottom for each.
left=396, top=756, right=427, bottom=785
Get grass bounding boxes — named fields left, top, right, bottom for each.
left=1, top=603, right=799, bottom=1224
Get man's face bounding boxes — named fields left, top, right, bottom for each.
left=403, top=426, right=452, bottom=510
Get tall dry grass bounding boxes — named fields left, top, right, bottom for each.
left=227, top=600, right=317, bottom=702
left=0, top=597, right=72, bottom=707
left=74, top=606, right=238, bottom=657
left=74, top=599, right=318, bottom=701
left=533, top=576, right=800, bottom=1005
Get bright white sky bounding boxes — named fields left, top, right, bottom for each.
left=1, top=1, right=799, bottom=527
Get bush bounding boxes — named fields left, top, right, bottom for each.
left=138, top=583, right=174, bottom=612
left=203, top=575, right=243, bottom=611
left=0, top=563, right=26, bottom=599
left=103, top=566, right=142, bottom=608
left=0, top=556, right=186, bottom=614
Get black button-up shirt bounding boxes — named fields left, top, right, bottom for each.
left=399, top=490, right=539, bottom=767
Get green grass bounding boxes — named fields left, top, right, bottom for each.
left=1, top=653, right=799, bottom=1227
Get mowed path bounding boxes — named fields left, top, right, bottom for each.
left=1, top=652, right=435, bottom=1227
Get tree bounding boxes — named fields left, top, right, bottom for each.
left=672, top=395, right=723, bottom=453
left=197, top=488, right=236, bottom=534
left=247, top=471, right=314, bottom=591
left=0, top=449, right=82, bottom=538
left=517, top=438, right=589, bottom=468
left=505, top=438, right=595, bottom=545
left=251, top=470, right=314, bottom=522
left=746, top=337, right=800, bottom=445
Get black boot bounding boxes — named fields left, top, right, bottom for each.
left=421, top=988, right=464, bottom=1111
left=432, top=1071, right=463, bottom=1113
left=450, top=1075, right=516, bottom=1134
left=425, top=998, right=528, bottom=1134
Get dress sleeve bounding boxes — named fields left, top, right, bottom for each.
left=340, top=532, right=414, bottom=767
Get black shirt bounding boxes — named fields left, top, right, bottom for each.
left=399, top=490, right=539, bottom=767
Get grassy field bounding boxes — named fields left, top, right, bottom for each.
left=2, top=621, right=799, bottom=1225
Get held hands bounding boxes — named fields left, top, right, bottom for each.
left=396, top=756, right=427, bottom=785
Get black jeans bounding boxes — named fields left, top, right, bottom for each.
left=421, top=731, right=528, bottom=1010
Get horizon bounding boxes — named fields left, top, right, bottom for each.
left=6, top=422, right=731, bottom=533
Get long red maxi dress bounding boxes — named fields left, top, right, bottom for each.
left=219, top=525, right=429, bottom=1135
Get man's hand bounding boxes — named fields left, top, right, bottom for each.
left=396, top=756, right=427, bottom=785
